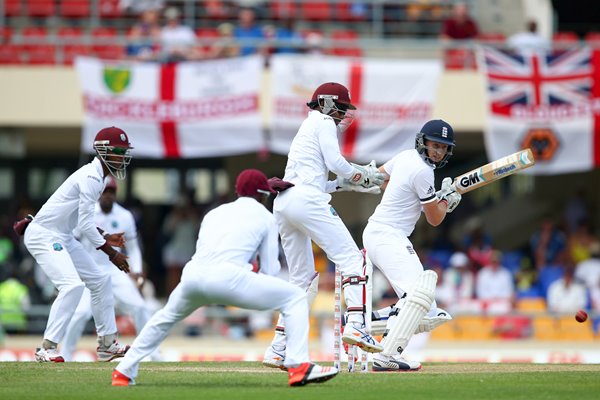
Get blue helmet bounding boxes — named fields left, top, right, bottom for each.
left=415, top=119, right=455, bottom=168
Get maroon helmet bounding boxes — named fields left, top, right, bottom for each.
left=309, top=82, right=356, bottom=111
left=235, top=169, right=276, bottom=199
left=93, top=127, right=133, bottom=180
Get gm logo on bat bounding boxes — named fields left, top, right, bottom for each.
left=459, top=172, right=480, bottom=188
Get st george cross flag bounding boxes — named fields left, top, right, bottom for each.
left=269, top=54, right=442, bottom=164
left=75, top=56, right=264, bottom=158
left=480, top=47, right=600, bottom=174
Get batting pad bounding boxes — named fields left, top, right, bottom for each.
left=382, top=270, right=437, bottom=356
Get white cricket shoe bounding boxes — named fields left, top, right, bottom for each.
left=35, top=347, right=65, bottom=363
left=262, top=346, right=286, bottom=370
left=97, top=340, right=130, bottom=362
left=372, top=353, right=421, bottom=372
left=342, top=324, right=383, bottom=353
left=288, top=362, right=338, bottom=386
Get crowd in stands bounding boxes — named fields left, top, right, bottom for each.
left=1, top=1, right=600, bottom=67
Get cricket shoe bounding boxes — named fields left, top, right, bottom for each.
left=97, top=341, right=130, bottom=362
left=372, top=353, right=421, bottom=372
left=262, top=346, right=287, bottom=370
left=35, top=347, right=65, bottom=363
left=287, top=362, right=338, bottom=386
left=112, top=369, right=136, bottom=386
left=342, top=324, right=383, bottom=353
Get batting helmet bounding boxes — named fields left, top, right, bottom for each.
left=93, top=126, right=133, bottom=180
left=415, top=119, right=455, bottom=168
left=235, top=169, right=276, bottom=199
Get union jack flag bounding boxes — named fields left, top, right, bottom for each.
left=481, top=47, right=593, bottom=116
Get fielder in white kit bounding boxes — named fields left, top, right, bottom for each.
left=112, top=169, right=338, bottom=387
left=263, top=82, right=386, bottom=369
left=14, top=126, right=133, bottom=362
left=62, top=176, right=160, bottom=361
left=363, top=119, right=460, bottom=371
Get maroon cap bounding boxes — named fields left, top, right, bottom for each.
left=310, top=82, right=356, bottom=110
left=235, top=169, right=276, bottom=197
left=104, top=176, right=118, bottom=192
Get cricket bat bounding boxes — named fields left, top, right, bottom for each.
left=451, top=148, right=536, bottom=194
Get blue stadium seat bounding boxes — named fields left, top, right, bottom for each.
left=427, top=250, right=453, bottom=269
left=501, top=250, right=524, bottom=274
left=537, top=265, right=564, bottom=298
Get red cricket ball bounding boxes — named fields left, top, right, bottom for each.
left=575, top=310, right=588, bottom=323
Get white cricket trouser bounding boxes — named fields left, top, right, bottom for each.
left=273, top=185, right=364, bottom=308
left=24, top=222, right=117, bottom=344
left=363, top=221, right=438, bottom=315
left=116, top=261, right=309, bottom=379
left=62, top=268, right=152, bottom=361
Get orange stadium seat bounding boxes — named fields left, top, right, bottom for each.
left=301, top=2, right=332, bottom=21
left=25, top=0, right=55, bottom=17
left=4, top=0, right=22, bottom=16
left=516, top=297, right=546, bottom=313
left=558, top=316, right=594, bottom=341
left=330, top=29, right=362, bottom=57
left=59, top=0, right=91, bottom=18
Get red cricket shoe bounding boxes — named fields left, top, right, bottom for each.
left=287, top=362, right=338, bottom=387
left=112, top=369, right=135, bottom=386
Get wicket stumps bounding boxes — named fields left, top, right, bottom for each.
left=333, top=259, right=373, bottom=372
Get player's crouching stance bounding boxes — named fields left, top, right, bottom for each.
left=112, top=169, right=338, bottom=387
left=362, top=120, right=460, bottom=372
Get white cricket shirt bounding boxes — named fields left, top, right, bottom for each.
left=283, top=110, right=354, bottom=192
left=190, top=197, right=280, bottom=276
left=33, top=157, right=106, bottom=248
left=368, top=149, right=437, bottom=236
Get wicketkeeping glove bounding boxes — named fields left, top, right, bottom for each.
left=336, top=176, right=381, bottom=194
left=350, top=160, right=386, bottom=188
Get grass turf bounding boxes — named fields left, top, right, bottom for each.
left=1, top=362, right=599, bottom=400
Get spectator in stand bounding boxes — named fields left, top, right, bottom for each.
left=160, top=7, right=198, bottom=62
left=463, top=219, right=493, bottom=271
left=120, top=0, right=164, bottom=14
left=439, top=252, right=475, bottom=313
left=547, top=267, right=587, bottom=314
left=563, top=189, right=589, bottom=235
left=530, top=216, right=568, bottom=270
left=271, top=19, right=302, bottom=54
left=567, top=219, right=599, bottom=264
left=304, top=32, right=326, bottom=55
left=507, top=20, right=551, bottom=55
left=0, top=267, right=31, bottom=333
left=575, top=242, right=600, bottom=290
left=234, top=7, right=265, bottom=56
left=475, top=250, right=515, bottom=311
left=126, top=8, right=161, bottom=61
left=440, top=2, right=479, bottom=40
left=207, top=23, right=240, bottom=59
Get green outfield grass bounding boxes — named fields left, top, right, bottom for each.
left=0, top=362, right=599, bottom=400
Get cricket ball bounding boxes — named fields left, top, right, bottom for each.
left=575, top=310, right=588, bottom=323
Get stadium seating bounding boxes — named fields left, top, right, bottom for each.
left=270, top=1, right=297, bottom=20
left=91, top=27, right=123, bottom=60
left=195, top=27, right=220, bottom=56
left=336, top=2, right=369, bottom=22
left=330, top=29, right=362, bottom=57
left=59, top=0, right=91, bottom=18
left=0, top=27, right=12, bottom=43
left=584, top=32, right=600, bottom=47
left=516, top=297, right=546, bottom=313
left=553, top=31, right=579, bottom=50
left=98, top=0, right=121, bottom=18
left=3, top=0, right=22, bottom=16
left=0, top=44, right=21, bottom=64
left=25, top=0, right=55, bottom=17
left=57, top=27, right=89, bottom=65
left=301, top=2, right=332, bottom=21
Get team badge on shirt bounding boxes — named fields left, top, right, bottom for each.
left=330, top=206, right=338, bottom=217
left=52, top=243, right=63, bottom=251
left=111, top=220, right=118, bottom=229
